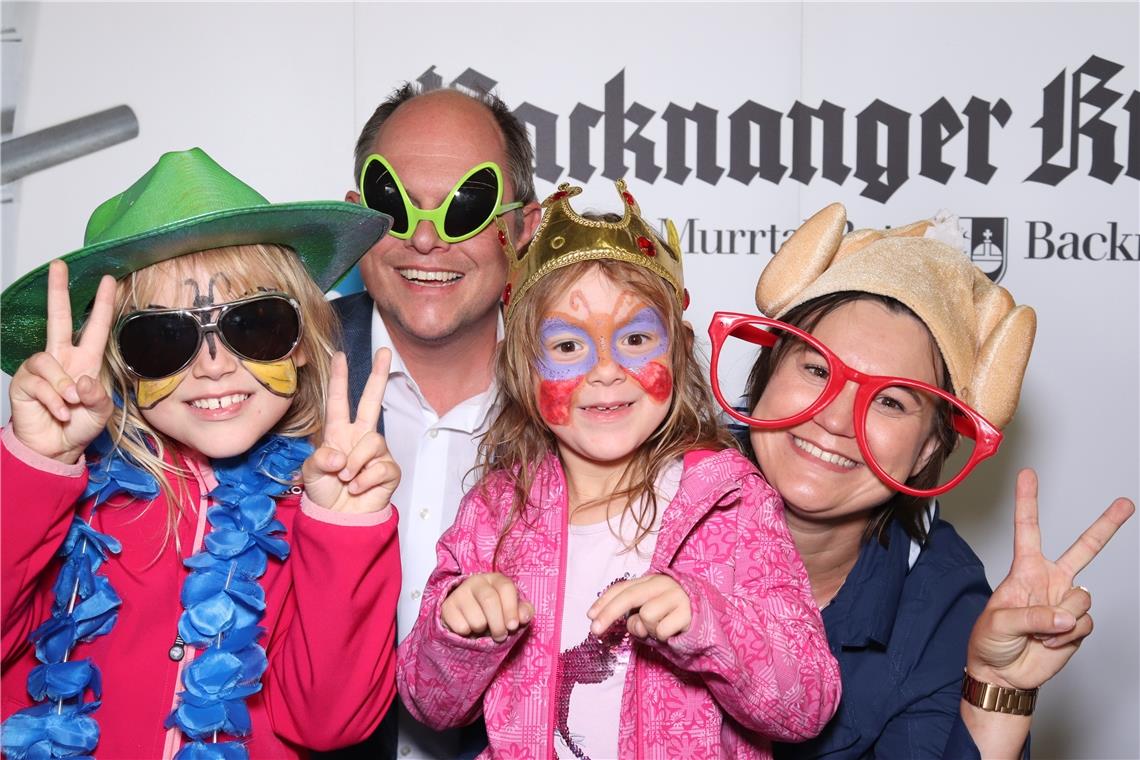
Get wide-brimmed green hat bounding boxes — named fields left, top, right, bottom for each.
left=1, top=147, right=390, bottom=375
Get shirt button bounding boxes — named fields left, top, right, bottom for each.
left=411, top=589, right=422, bottom=601
left=399, top=746, right=411, bottom=757
left=428, top=429, right=439, bottom=439
left=419, top=508, right=430, bottom=520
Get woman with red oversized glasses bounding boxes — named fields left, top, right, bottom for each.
left=709, top=204, right=1134, bottom=760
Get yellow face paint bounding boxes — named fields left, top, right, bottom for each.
left=136, top=370, right=190, bottom=410
left=241, top=357, right=298, bottom=397
left=134, top=356, right=296, bottom=410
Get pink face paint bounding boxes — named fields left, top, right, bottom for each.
left=538, top=377, right=581, bottom=426
left=629, top=361, right=673, bottom=402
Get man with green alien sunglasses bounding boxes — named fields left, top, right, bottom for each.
left=326, top=83, right=542, bottom=760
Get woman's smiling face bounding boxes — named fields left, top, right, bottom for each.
left=750, top=299, right=942, bottom=523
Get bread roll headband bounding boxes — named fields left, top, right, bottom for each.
left=755, top=203, right=1036, bottom=430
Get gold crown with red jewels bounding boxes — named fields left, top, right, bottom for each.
left=495, top=179, right=687, bottom=318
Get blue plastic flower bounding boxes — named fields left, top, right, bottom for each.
left=0, top=700, right=99, bottom=759
left=71, top=577, right=122, bottom=642
left=167, top=648, right=261, bottom=738
left=27, top=660, right=101, bottom=702
left=58, top=519, right=122, bottom=572
left=82, top=431, right=159, bottom=506
left=29, top=613, right=77, bottom=665
left=178, top=567, right=265, bottom=643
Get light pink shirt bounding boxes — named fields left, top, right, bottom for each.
left=554, top=460, right=681, bottom=760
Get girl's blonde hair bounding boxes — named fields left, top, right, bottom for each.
left=478, top=258, right=734, bottom=558
left=93, top=244, right=340, bottom=548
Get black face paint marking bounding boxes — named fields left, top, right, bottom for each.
left=184, top=274, right=232, bottom=359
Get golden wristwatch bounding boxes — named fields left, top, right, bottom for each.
left=961, top=670, right=1038, bottom=716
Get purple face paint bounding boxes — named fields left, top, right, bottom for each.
left=612, top=308, right=669, bottom=372
left=537, top=318, right=598, bottom=381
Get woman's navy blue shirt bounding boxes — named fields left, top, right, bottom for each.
left=774, top=509, right=990, bottom=759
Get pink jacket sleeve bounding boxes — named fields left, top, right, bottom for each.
left=396, top=477, right=521, bottom=730
left=261, top=497, right=401, bottom=751
left=1, top=429, right=88, bottom=666
left=656, top=473, right=842, bottom=742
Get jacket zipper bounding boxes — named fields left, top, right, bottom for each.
left=161, top=459, right=213, bottom=760
left=545, top=471, right=570, bottom=760
left=635, top=660, right=643, bottom=760
left=628, top=462, right=709, bottom=759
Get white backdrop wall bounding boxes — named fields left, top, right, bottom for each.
left=2, top=3, right=1137, bottom=758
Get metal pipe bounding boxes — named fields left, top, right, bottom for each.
left=1, top=105, right=139, bottom=184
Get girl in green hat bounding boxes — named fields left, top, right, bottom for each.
left=0, top=149, right=401, bottom=760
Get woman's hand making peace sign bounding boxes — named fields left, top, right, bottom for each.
left=967, top=469, right=1134, bottom=690
left=961, top=468, right=1134, bottom=757
left=9, top=260, right=117, bottom=464
left=302, top=349, right=401, bottom=514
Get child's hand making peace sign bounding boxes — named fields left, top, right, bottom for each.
left=302, top=349, right=400, bottom=514
left=9, top=260, right=117, bottom=464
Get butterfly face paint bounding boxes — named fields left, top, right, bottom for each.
left=136, top=356, right=298, bottom=408
left=535, top=285, right=672, bottom=427
left=123, top=276, right=302, bottom=408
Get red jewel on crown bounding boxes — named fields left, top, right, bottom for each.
left=622, top=191, right=637, bottom=207
left=551, top=190, right=568, bottom=201
left=502, top=283, right=512, bottom=307
left=682, top=288, right=691, bottom=310
left=637, top=236, right=657, bottom=257
left=498, top=229, right=508, bottom=247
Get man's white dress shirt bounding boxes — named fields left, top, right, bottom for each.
left=371, top=308, right=500, bottom=759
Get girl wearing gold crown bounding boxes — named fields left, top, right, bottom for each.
left=708, top=204, right=1134, bottom=758
left=0, top=149, right=402, bottom=759
left=397, top=182, right=841, bottom=759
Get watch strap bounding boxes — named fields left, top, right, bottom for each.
left=961, top=670, right=1038, bottom=716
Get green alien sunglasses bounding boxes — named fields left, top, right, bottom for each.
left=358, top=154, right=523, bottom=243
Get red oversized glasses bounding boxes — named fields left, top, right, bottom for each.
left=707, top=311, right=1002, bottom=497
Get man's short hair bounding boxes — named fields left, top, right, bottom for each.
left=352, top=82, right=537, bottom=208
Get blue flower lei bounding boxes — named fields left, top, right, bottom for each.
left=1, top=432, right=312, bottom=760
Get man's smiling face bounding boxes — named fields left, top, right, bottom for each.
left=354, top=90, right=513, bottom=348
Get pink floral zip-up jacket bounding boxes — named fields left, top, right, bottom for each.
left=398, top=447, right=841, bottom=759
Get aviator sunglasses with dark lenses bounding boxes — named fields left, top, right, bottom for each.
left=708, top=312, right=1003, bottom=497
left=358, top=154, right=523, bottom=243
left=115, top=292, right=303, bottom=379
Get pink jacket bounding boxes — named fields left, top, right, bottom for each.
left=1, top=429, right=400, bottom=759
left=397, top=448, right=840, bottom=759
